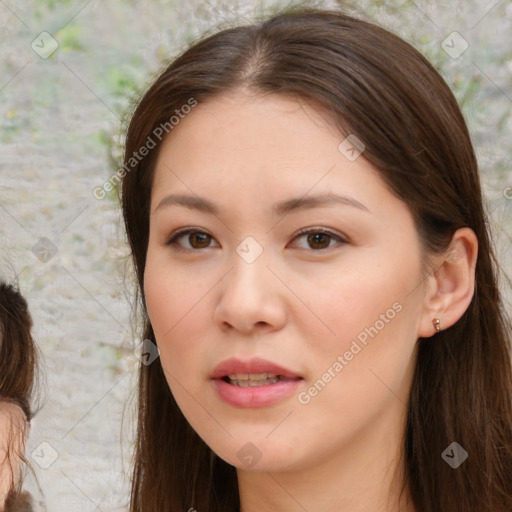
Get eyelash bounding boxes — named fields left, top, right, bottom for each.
left=164, top=227, right=348, bottom=252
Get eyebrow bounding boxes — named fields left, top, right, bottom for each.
left=153, top=192, right=372, bottom=216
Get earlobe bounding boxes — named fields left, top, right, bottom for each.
left=418, top=227, right=478, bottom=338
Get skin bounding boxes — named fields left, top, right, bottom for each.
left=0, top=330, right=29, bottom=510
left=144, top=90, right=478, bottom=512
left=0, top=399, right=26, bottom=511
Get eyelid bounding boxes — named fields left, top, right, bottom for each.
left=292, top=227, right=348, bottom=248
left=164, top=227, right=216, bottom=252
left=164, top=226, right=348, bottom=251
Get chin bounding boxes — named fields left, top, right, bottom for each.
left=210, top=439, right=307, bottom=473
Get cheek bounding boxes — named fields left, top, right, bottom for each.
left=284, top=275, right=419, bottom=467
left=143, top=252, right=211, bottom=384
left=294, top=250, right=421, bottom=403
left=144, top=248, right=196, bottom=335
left=296, top=255, right=413, bottom=351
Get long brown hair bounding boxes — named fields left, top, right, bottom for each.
left=120, top=6, right=512, bottom=511
left=0, top=281, right=40, bottom=509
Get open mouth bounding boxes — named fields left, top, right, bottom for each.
left=222, top=373, right=301, bottom=387
left=212, top=364, right=304, bottom=407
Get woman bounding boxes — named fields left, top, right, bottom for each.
left=0, top=282, right=39, bottom=511
left=120, top=6, right=512, bottom=511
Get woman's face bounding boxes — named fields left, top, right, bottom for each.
left=144, top=91, right=429, bottom=472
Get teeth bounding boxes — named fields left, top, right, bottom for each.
left=229, top=376, right=281, bottom=387
left=228, top=373, right=278, bottom=381
left=249, top=373, right=273, bottom=381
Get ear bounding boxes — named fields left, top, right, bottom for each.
left=418, top=227, right=478, bottom=338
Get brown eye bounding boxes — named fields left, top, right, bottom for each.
left=292, top=228, right=347, bottom=251
left=187, top=232, right=211, bottom=249
left=164, top=227, right=347, bottom=253
left=165, top=229, right=216, bottom=251
left=305, top=232, right=332, bottom=250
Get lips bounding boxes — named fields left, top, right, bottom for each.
left=210, top=356, right=304, bottom=408
left=211, top=357, right=302, bottom=381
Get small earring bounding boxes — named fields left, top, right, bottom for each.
left=432, top=317, right=441, bottom=334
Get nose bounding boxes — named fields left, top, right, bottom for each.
left=212, top=245, right=287, bottom=335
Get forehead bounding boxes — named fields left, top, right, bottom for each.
left=151, top=91, right=375, bottom=194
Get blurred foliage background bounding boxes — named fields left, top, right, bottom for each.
left=0, top=1, right=511, bottom=510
